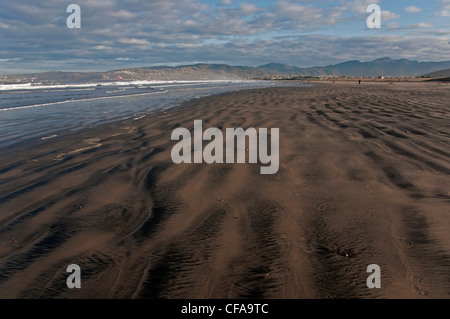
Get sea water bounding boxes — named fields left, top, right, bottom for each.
left=0, top=80, right=305, bottom=149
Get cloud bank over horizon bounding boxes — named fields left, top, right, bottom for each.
left=0, top=0, right=449, bottom=74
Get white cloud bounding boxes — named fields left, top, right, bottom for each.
left=118, top=38, right=151, bottom=46
left=111, top=9, right=136, bottom=19
left=91, top=45, right=111, bottom=51
left=115, top=57, right=141, bottom=61
left=437, top=0, right=450, bottom=16
left=381, top=10, right=400, bottom=21
left=405, top=6, right=422, bottom=14
left=272, top=0, right=344, bottom=29
left=414, top=22, right=434, bottom=28
left=340, top=0, right=381, bottom=14
left=239, top=3, right=261, bottom=15
left=78, top=0, right=116, bottom=10
left=221, top=0, right=233, bottom=5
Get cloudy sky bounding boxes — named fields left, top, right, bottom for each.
left=0, top=0, right=449, bottom=74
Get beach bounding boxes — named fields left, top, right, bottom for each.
left=0, top=82, right=449, bottom=298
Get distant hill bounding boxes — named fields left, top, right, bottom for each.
left=292, top=58, right=450, bottom=77
left=255, top=58, right=450, bottom=77
left=2, top=58, right=450, bottom=84
left=423, top=68, right=450, bottom=78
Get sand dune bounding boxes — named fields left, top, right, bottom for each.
left=0, top=82, right=449, bottom=298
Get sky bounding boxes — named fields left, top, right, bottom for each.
left=0, top=0, right=449, bottom=74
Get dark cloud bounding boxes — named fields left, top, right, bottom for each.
left=0, top=0, right=448, bottom=74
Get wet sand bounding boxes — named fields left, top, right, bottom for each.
left=0, top=82, right=449, bottom=298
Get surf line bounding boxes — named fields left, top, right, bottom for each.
left=171, top=120, right=279, bottom=175
left=0, top=90, right=168, bottom=112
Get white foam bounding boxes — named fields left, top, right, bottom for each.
left=0, top=89, right=169, bottom=112
left=41, top=135, right=58, bottom=140
left=0, top=80, right=252, bottom=91
left=0, top=83, right=99, bottom=91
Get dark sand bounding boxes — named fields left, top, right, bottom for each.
left=0, top=82, right=449, bottom=299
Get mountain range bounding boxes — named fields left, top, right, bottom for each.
left=1, top=58, right=450, bottom=84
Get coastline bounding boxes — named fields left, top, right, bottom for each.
left=0, top=82, right=449, bottom=298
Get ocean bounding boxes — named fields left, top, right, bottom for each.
left=0, top=80, right=304, bottom=150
